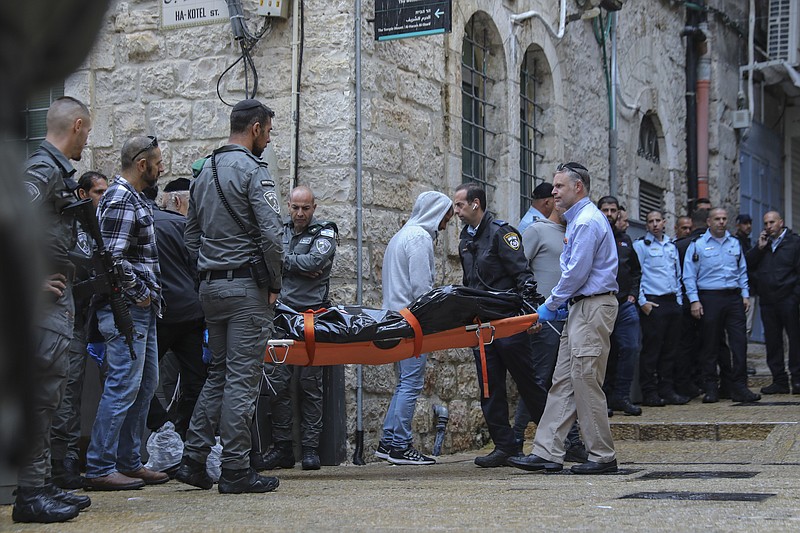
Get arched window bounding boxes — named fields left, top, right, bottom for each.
left=638, top=113, right=660, bottom=163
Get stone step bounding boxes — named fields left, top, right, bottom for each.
left=610, top=421, right=791, bottom=441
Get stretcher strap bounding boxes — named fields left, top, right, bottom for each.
left=399, top=308, right=423, bottom=359
left=477, top=326, right=490, bottom=399
left=302, top=308, right=328, bottom=366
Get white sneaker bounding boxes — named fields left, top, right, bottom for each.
left=388, top=446, right=436, bottom=465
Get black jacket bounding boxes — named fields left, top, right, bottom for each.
left=458, top=211, right=542, bottom=304
left=154, top=208, right=204, bottom=323
left=745, top=228, right=800, bottom=305
left=614, top=230, right=641, bottom=303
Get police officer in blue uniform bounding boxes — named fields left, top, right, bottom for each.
left=683, top=207, right=761, bottom=403
left=453, top=182, right=547, bottom=468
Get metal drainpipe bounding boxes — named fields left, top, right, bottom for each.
left=609, top=11, right=618, bottom=197
left=352, top=0, right=365, bottom=466
left=682, top=6, right=700, bottom=212
left=290, top=0, right=300, bottom=187
left=696, top=21, right=711, bottom=201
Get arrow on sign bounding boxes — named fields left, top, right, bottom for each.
left=435, top=8, right=444, bottom=18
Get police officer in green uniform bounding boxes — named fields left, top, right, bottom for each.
left=16, top=96, right=93, bottom=523
left=176, top=99, right=284, bottom=494
left=260, top=185, right=337, bottom=471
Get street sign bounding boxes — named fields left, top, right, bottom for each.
left=375, top=0, right=452, bottom=41
left=161, top=0, right=228, bottom=30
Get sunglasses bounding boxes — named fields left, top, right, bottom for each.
left=131, top=135, right=158, bottom=162
left=556, top=162, right=589, bottom=180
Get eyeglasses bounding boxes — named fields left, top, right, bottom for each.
left=131, top=136, right=158, bottom=162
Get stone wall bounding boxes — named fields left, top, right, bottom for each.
left=64, top=0, right=749, bottom=461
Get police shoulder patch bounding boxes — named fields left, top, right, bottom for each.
left=263, top=191, right=280, bottom=214
left=503, top=232, right=521, bottom=250
left=24, top=181, right=41, bottom=202
left=316, top=238, right=333, bottom=255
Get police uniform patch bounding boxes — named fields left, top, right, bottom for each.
left=320, top=228, right=335, bottom=238
left=299, top=236, right=313, bottom=245
left=24, top=181, right=41, bottom=202
left=263, top=191, right=280, bottom=214
left=316, top=238, right=332, bottom=255
left=503, top=232, right=521, bottom=250
left=76, top=231, right=92, bottom=256
left=260, top=179, right=275, bottom=188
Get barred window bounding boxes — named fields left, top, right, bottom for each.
left=21, top=85, right=65, bottom=157
left=520, top=50, right=545, bottom=217
left=461, top=18, right=496, bottom=192
left=638, top=114, right=660, bottom=163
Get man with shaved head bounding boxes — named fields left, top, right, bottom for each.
left=746, top=211, right=800, bottom=394
left=17, top=96, right=92, bottom=523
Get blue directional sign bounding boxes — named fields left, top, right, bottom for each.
left=375, top=0, right=452, bottom=41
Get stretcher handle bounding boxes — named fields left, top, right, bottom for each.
left=466, top=322, right=496, bottom=345
left=267, top=339, right=294, bottom=364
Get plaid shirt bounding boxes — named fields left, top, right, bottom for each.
left=98, top=175, right=162, bottom=313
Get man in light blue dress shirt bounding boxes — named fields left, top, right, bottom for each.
left=683, top=207, right=761, bottom=403
left=509, top=162, right=620, bottom=475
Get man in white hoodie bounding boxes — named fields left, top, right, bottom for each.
left=375, top=191, right=454, bottom=465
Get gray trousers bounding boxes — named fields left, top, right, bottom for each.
left=266, top=364, right=323, bottom=448
left=50, top=323, right=87, bottom=461
left=532, top=294, right=618, bottom=464
left=19, top=326, right=71, bottom=486
left=184, top=278, right=274, bottom=470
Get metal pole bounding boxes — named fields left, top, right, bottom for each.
left=609, top=11, right=618, bottom=196
left=352, top=0, right=365, bottom=466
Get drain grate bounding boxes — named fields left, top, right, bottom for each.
left=637, top=471, right=759, bottom=480
left=732, top=401, right=800, bottom=406
left=621, top=491, right=775, bottom=502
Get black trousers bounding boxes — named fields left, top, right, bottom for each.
left=760, top=299, right=800, bottom=386
left=147, top=319, right=208, bottom=439
left=639, top=295, right=682, bottom=396
left=473, top=331, right=547, bottom=454
left=699, top=291, right=747, bottom=391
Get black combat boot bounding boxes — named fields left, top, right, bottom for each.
left=12, top=486, right=80, bottom=523
left=301, top=446, right=321, bottom=470
left=218, top=467, right=279, bottom=494
left=262, top=441, right=295, bottom=470
left=43, top=481, right=91, bottom=510
left=52, top=457, right=84, bottom=490
left=174, top=456, right=214, bottom=490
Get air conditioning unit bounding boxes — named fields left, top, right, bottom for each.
left=768, top=0, right=800, bottom=66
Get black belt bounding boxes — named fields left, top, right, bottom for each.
left=569, top=291, right=616, bottom=305
left=645, top=293, right=677, bottom=300
left=201, top=267, right=252, bottom=281
left=698, top=288, right=741, bottom=297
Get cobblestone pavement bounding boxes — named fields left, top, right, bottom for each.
left=3, top=344, right=799, bottom=531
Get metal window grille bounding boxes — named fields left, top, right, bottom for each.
left=637, top=114, right=660, bottom=163
left=461, top=19, right=496, bottom=191
left=520, top=53, right=545, bottom=217
left=20, top=85, right=65, bottom=157
left=639, top=181, right=663, bottom=221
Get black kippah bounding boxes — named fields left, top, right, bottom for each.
left=232, top=99, right=265, bottom=112
left=164, top=177, right=191, bottom=192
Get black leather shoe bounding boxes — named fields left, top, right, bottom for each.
left=641, top=394, right=666, bottom=407
left=52, top=458, right=84, bottom=490
left=43, top=483, right=90, bottom=511
left=262, top=443, right=295, bottom=470
left=218, top=468, right=279, bottom=494
left=563, top=442, right=589, bottom=464
left=474, top=449, right=512, bottom=468
left=609, top=398, right=642, bottom=416
left=12, top=486, right=79, bottom=523
left=174, top=456, right=214, bottom=490
left=571, top=459, right=618, bottom=474
left=661, top=392, right=690, bottom=405
left=702, top=390, right=719, bottom=403
left=507, top=454, right=563, bottom=473
left=301, top=447, right=321, bottom=471
left=761, top=382, right=789, bottom=395
left=730, top=388, right=761, bottom=403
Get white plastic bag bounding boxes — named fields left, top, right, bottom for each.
left=144, top=421, right=183, bottom=472
left=206, top=437, right=223, bottom=482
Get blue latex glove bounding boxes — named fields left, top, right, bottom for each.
left=555, top=304, right=569, bottom=322
left=536, top=304, right=557, bottom=322
left=87, top=342, right=106, bottom=367
left=202, top=329, right=212, bottom=364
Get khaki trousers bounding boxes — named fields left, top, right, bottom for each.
left=532, top=294, right=618, bottom=464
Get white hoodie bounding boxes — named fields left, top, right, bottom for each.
left=382, top=191, right=453, bottom=311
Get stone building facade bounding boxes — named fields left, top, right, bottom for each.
left=59, top=0, right=763, bottom=459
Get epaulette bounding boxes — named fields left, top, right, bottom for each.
left=492, top=219, right=508, bottom=227
left=636, top=236, right=652, bottom=246
left=309, top=221, right=340, bottom=243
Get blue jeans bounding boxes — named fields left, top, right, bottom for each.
left=86, top=304, right=158, bottom=477
left=605, top=300, right=640, bottom=402
left=382, top=353, right=427, bottom=449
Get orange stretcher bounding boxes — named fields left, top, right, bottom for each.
left=266, top=311, right=539, bottom=377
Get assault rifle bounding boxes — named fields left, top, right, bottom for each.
left=64, top=198, right=138, bottom=360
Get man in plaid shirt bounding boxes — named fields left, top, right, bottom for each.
left=84, top=135, right=169, bottom=491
